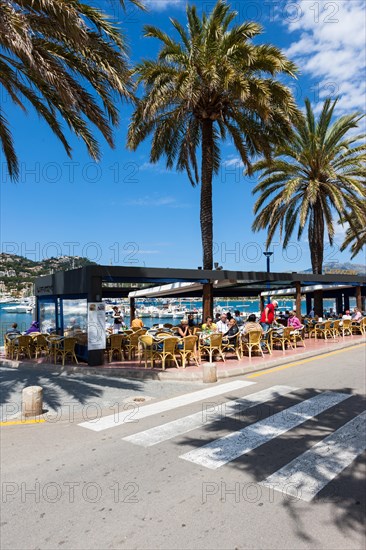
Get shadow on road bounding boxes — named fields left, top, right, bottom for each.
left=177, top=387, right=366, bottom=544
left=0, top=366, right=143, bottom=412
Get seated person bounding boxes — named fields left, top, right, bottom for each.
left=287, top=311, right=302, bottom=330
left=131, top=315, right=143, bottom=329
left=216, top=314, right=229, bottom=334
left=276, top=313, right=287, bottom=327
left=342, top=310, right=352, bottom=320
left=234, top=310, right=244, bottom=326
left=201, top=317, right=217, bottom=332
left=242, top=314, right=263, bottom=337
left=328, top=308, right=337, bottom=319
left=187, top=314, right=196, bottom=328
left=5, top=323, right=21, bottom=340
left=223, top=318, right=239, bottom=343
left=176, top=319, right=190, bottom=338
left=26, top=321, right=40, bottom=334
left=352, top=308, right=362, bottom=322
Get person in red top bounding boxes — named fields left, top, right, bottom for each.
left=260, top=299, right=278, bottom=331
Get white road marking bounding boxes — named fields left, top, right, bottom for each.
left=123, top=386, right=296, bottom=447
left=260, top=411, right=366, bottom=501
left=78, top=380, right=255, bottom=432
left=180, top=392, right=352, bottom=470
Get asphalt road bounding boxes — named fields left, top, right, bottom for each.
left=1, top=344, right=365, bottom=550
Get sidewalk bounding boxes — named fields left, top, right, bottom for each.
left=1, top=334, right=365, bottom=381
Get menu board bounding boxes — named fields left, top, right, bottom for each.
left=88, top=302, right=106, bottom=350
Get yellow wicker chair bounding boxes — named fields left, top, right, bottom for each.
left=14, top=335, right=33, bottom=360
left=33, top=334, right=49, bottom=359
left=340, top=319, right=352, bottom=337
left=177, top=335, right=199, bottom=368
left=222, top=332, right=242, bottom=360
left=124, top=330, right=144, bottom=360
left=351, top=318, right=366, bottom=336
left=138, top=334, right=157, bottom=369
left=309, top=320, right=333, bottom=340
left=241, top=330, right=264, bottom=358
left=106, top=334, right=125, bottom=362
left=55, top=337, right=78, bottom=366
left=290, top=326, right=306, bottom=348
left=200, top=333, right=226, bottom=363
left=153, top=336, right=180, bottom=370
left=4, top=334, right=16, bottom=359
left=330, top=320, right=341, bottom=338
left=260, top=329, right=273, bottom=355
left=272, top=327, right=294, bottom=351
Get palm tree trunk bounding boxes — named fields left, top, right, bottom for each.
left=200, top=118, right=214, bottom=317
left=200, top=118, right=214, bottom=270
left=310, top=202, right=325, bottom=315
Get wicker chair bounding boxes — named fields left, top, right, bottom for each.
left=351, top=318, right=366, bottom=336
left=138, top=334, right=157, bottom=369
left=106, top=334, right=125, bottom=362
left=33, top=334, right=49, bottom=359
left=272, top=327, right=294, bottom=351
left=290, top=326, right=306, bottom=348
left=331, top=320, right=341, bottom=338
left=340, top=319, right=352, bottom=337
left=177, top=335, right=199, bottom=368
left=309, top=321, right=333, bottom=340
left=55, top=337, right=78, bottom=366
left=200, top=333, right=226, bottom=363
left=222, top=333, right=241, bottom=360
left=14, top=335, right=33, bottom=360
left=153, top=336, right=180, bottom=370
left=124, top=330, right=144, bottom=360
left=4, top=334, right=16, bottom=359
left=260, top=329, right=273, bottom=355
left=241, top=330, right=264, bottom=358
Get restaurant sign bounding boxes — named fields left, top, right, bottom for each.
left=88, top=302, right=106, bottom=350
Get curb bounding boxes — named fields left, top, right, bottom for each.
left=1, top=337, right=365, bottom=381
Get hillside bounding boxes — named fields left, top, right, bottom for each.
left=0, top=253, right=96, bottom=296
left=303, top=262, right=365, bottom=276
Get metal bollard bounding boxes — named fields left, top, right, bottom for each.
left=22, top=386, right=43, bottom=417
left=202, top=362, right=217, bottom=383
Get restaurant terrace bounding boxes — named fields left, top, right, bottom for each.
left=34, top=265, right=366, bottom=366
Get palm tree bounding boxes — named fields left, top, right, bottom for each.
left=127, top=0, right=298, bottom=277
left=251, top=98, right=365, bottom=313
left=339, top=204, right=366, bottom=259
left=0, top=0, right=144, bottom=180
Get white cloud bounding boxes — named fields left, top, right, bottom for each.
left=138, top=162, right=170, bottom=174
left=282, top=0, right=366, bottom=114
left=135, top=249, right=160, bottom=254
left=145, top=0, right=184, bottom=11
left=222, top=156, right=244, bottom=168
left=126, top=195, right=191, bottom=207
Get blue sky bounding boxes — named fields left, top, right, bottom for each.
left=1, top=0, right=365, bottom=273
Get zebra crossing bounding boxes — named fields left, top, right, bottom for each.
left=78, top=381, right=366, bottom=502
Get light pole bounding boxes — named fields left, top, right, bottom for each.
left=263, top=251, right=273, bottom=304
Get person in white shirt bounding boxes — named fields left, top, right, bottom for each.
left=342, top=310, right=352, bottom=320
left=216, top=313, right=229, bottom=334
